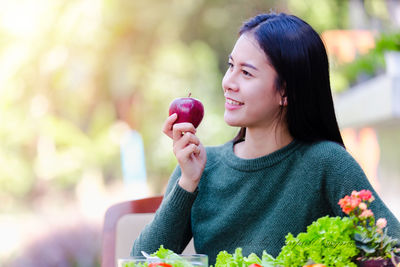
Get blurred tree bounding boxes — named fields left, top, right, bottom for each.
left=287, top=0, right=349, bottom=32
left=1, top=0, right=398, bottom=212
left=4, top=1, right=400, bottom=265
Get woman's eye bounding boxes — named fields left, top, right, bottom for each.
left=227, top=62, right=233, bottom=68
left=242, top=70, right=252, bottom=77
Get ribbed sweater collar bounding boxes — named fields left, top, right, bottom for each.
left=221, top=139, right=301, bottom=172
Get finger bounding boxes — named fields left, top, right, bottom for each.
left=173, top=132, right=200, bottom=152
left=197, top=143, right=206, bottom=157
left=162, top=113, right=178, bottom=139
left=172, top=123, right=197, bottom=141
left=173, top=132, right=200, bottom=155
left=176, top=143, right=200, bottom=162
left=193, top=144, right=201, bottom=155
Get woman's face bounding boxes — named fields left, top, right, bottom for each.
left=222, top=33, right=283, bottom=129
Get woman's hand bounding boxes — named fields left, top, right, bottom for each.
left=162, top=113, right=207, bottom=192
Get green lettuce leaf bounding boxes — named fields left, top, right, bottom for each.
left=150, top=245, right=194, bottom=267
left=215, top=248, right=277, bottom=267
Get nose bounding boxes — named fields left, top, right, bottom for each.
left=222, top=69, right=239, bottom=93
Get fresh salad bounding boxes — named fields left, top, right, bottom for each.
left=121, top=246, right=204, bottom=267
left=121, top=246, right=326, bottom=267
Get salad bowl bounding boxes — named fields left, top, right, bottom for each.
left=118, top=254, right=208, bottom=267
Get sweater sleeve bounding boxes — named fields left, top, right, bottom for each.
left=131, top=165, right=197, bottom=255
left=323, top=143, right=400, bottom=240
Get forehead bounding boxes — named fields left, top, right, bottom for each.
left=231, top=33, right=268, bottom=63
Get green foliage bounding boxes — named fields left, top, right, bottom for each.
left=287, top=0, right=349, bottom=32
left=338, top=53, right=384, bottom=87
left=0, top=0, right=231, bottom=210
left=332, top=32, right=400, bottom=92
left=375, top=33, right=400, bottom=53
left=275, top=216, right=359, bottom=267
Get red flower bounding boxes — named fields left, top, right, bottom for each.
left=358, top=190, right=372, bottom=201
left=338, top=195, right=354, bottom=214
left=337, top=189, right=397, bottom=259
left=350, top=196, right=361, bottom=208
left=338, top=194, right=361, bottom=214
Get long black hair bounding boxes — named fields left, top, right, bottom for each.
left=234, top=12, right=345, bottom=147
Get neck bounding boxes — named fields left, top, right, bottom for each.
left=234, top=123, right=293, bottom=159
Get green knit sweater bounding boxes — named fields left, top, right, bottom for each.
left=131, top=140, right=400, bottom=265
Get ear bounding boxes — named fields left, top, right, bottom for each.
left=279, top=96, right=288, bottom=107
left=278, top=81, right=287, bottom=107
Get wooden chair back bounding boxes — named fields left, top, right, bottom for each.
left=101, top=195, right=195, bottom=267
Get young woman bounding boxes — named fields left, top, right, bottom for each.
left=131, top=12, right=400, bottom=264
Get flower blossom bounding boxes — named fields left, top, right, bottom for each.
left=337, top=189, right=397, bottom=259
left=351, top=190, right=359, bottom=198
left=338, top=196, right=353, bottom=214
left=350, top=196, right=361, bottom=208
left=358, top=190, right=372, bottom=201
left=359, top=209, right=374, bottom=218
left=376, top=218, right=387, bottom=229
left=358, top=202, right=367, bottom=210
left=338, top=194, right=361, bottom=214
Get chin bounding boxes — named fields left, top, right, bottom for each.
left=224, top=114, right=243, bottom=127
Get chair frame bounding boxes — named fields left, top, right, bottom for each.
left=101, top=195, right=163, bottom=267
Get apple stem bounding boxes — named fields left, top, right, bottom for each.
left=188, top=92, right=192, bottom=98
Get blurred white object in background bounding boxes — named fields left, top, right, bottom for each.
left=385, top=51, right=400, bottom=77
left=120, top=129, right=149, bottom=199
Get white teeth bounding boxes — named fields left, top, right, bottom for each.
left=227, top=99, right=242, bottom=105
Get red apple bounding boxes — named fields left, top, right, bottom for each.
left=168, top=94, right=204, bottom=128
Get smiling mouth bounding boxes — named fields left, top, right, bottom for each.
left=226, top=98, right=244, bottom=105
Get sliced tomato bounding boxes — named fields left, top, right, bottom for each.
left=148, top=262, right=173, bottom=267
left=248, top=264, right=263, bottom=267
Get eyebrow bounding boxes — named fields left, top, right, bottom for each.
left=229, top=55, right=259, bottom=71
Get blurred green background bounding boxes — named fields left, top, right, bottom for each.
left=1, top=0, right=399, bottom=266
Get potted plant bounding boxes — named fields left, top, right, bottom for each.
left=338, top=190, right=400, bottom=267
left=264, top=190, right=400, bottom=267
